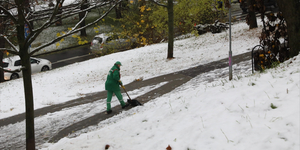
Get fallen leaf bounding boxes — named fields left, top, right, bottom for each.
left=166, top=145, right=172, bottom=150
left=105, top=144, right=110, bottom=149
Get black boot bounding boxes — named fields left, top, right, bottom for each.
left=122, top=103, right=129, bottom=109
left=105, top=110, right=112, bottom=114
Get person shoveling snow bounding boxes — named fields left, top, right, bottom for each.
left=104, top=61, right=129, bottom=114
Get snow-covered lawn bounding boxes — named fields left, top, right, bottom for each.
left=43, top=57, right=299, bottom=150
left=0, top=21, right=261, bottom=119
left=0, top=20, right=299, bottom=150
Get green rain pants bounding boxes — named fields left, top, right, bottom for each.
left=106, top=90, right=126, bottom=111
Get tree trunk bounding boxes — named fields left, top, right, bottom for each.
left=56, top=0, right=63, bottom=26
left=276, top=0, right=300, bottom=57
left=115, top=2, right=122, bottom=19
left=0, top=48, right=4, bottom=83
left=0, top=1, right=7, bottom=83
left=0, top=22, right=5, bottom=83
left=21, top=53, right=35, bottom=150
left=247, top=0, right=258, bottom=29
left=79, top=0, right=88, bottom=36
left=167, top=0, right=174, bottom=59
left=18, top=36, right=36, bottom=150
left=16, top=0, right=36, bottom=148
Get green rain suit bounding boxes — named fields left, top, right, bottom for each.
left=105, top=63, right=126, bottom=111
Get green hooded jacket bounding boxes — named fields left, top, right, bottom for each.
left=105, top=64, right=121, bottom=91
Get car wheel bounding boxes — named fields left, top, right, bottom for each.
left=10, top=73, right=19, bottom=80
left=41, top=66, right=50, bottom=71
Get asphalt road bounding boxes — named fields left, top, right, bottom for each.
left=36, top=45, right=97, bottom=69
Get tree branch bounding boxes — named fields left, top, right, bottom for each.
left=72, top=11, right=88, bottom=30
left=28, top=1, right=109, bottom=23
left=27, top=0, right=65, bottom=45
left=29, top=1, right=120, bottom=55
left=24, top=14, right=35, bottom=47
left=0, top=34, right=19, bottom=53
left=28, top=2, right=111, bottom=45
left=24, top=13, right=33, bottom=32
left=149, top=0, right=167, bottom=7
left=28, top=1, right=110, bottom=45
left=0, top=5, right=17, bottom=24
left=0, top=48, right=19, bottom=55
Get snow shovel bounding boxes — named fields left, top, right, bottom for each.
left=121, top=86, right=143, bottom=106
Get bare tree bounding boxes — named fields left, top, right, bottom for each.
left=0, top=0, right=8, bottom=82
left=0, top=17, right=5, bottom=83
left=275, top=0, right=300, bottom=57
left=0, top=0, right=122, bottom=149
left=150, top=0, right=174, bottom=59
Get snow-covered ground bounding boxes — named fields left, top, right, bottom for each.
left=0, top=20, right=299, bottom=150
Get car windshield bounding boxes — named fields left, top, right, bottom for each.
left=30, top=58, right=38, bottom=64
left=93, top=37, right=103, bottom=43
left=3, top=62, right=9, bottom=68
left=14, top=60, right=22, bottom=66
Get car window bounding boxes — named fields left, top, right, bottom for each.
left=14, top=60, right=22, bottom=66
left=94, top=37, right=103, bottom=43
left=106, top=36, right=113, bottom=43
left=30, top=58, right=38, bottom=64
left=112, top=35, right=119, bottom=40
left=3, top=62, right=9, bottom=68
left=106, top=35, right=120, bottom=43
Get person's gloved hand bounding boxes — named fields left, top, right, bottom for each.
left=118, top=80, right=123, bottom=85
left=119, top=80, right=125, bottom=89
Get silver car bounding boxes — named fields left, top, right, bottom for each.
left=90, top=33, right=137, bottom=54
left=3, top=56, right=52, bottom=80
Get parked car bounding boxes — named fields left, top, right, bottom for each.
left=3, top=56, right=52, bottom=80
left=90, top=33, right=137, bottom=54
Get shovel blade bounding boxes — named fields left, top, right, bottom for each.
left=127, top=99, right=143, bottom=106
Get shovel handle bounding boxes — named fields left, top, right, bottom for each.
left=122, top=86, right=131, bottom=100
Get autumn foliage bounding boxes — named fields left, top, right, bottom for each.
left=113, top=0, right=222, bottom=47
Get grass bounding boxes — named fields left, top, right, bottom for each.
left=270, top=103, right=277, bottom=109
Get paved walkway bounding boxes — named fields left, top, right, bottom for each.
left=0, top=51, right=252, bottom=148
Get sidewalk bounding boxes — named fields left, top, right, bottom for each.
left=0, top=51, right=252, bottom=147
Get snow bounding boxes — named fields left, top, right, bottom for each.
left=0, top=20, right=299, bottom=150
